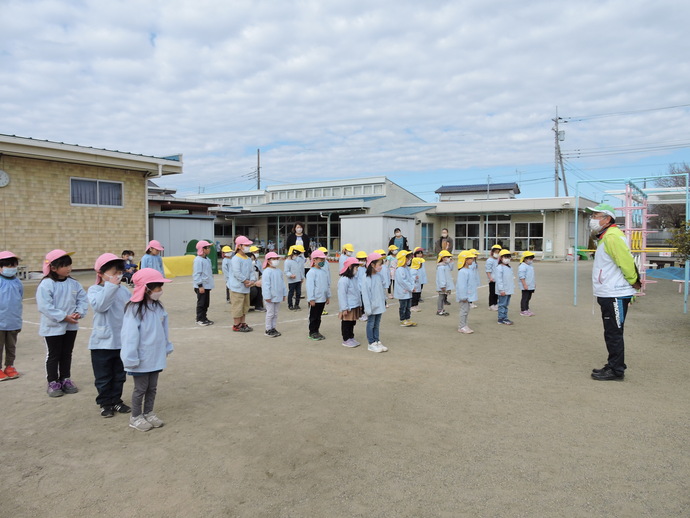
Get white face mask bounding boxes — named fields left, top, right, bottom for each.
left=345, top=251, right=352, bottom=256
left=243, top=246, right=251, bottom=253
left=270, top=259, right=280, bottom=267
left=374, top=264, right=383, bottom=272
left=1, top=267, right=17, bottom=277
left=148, top=290, right=163, bottom=301
left=525, top=259, right=533, bottom=265
left=501, top=257, right=510, bottom=264
left=443, top=257, right=450, bottom=263
left=589, top=218, right=605, bottom=233
left=105, top=273, right=123, bottom=283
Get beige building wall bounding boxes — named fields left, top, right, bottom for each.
left=0, top=155, right=147, bottom=272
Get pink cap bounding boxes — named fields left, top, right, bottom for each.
left=262, top=251, right=279, bottom=269
left=130, top=268, right=172, bottom=302
left=310, top=249, right=327, bottom=267
left=235, top=235, right=253, bottom=246
left=0, top=251, right=19, bottom=261
left=43, top=249, right=74, bottom=276
left=196, top=240, right=212, bottom=255
left=339, top=256, right=360, bottom=275
left=145, top=240, right=164, bottom=253
left=94, top=253, right=122, bottom=285
left=366, top=252, right=383, bottom=267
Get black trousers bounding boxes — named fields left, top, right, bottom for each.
left=520, top=290, right=534, bottom=311
left=597, top=296, right=631, bottom=375
left=45, top=330, right=78, bottom=382
left=288, top=282, right=302, bottom=308
left=250, top=286, right=264, bottom=309
left=91, top=349, right=126, bottom=407
left=309, top=302, right=326, bottom=334
left=341, top=320, right=356, bottom=340
left=488, top=281, right=498, bottom=306
left=411, top=292, right=421, bottom=307
left=194, top=288, right=211, bottom=321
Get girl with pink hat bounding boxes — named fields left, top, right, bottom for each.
left=0, top=251, right=23, bottom=380
left=140, top=240, right=165, bottom=277
left=261, top=252, right=288, bottom=337
left=120, top=268, right=173, bottom=432
left=193, top=240, right=215, bottom=327
left=36, top=250, right=88, bottom=397
left=87, top=253, right=132, bottom=417
left=337, top=257, right=363, bottom=348
left=361, top=253, right=388, bottom=353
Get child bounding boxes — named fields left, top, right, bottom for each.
left=338, top=257, right=362, bottom=348
left=37, top=250, right=88, bottom=397
left=468, top=248, right=480, bottom=308
left=410, top=257, right=425, bottom=312
left=386, top=245, right=399, bottom=299
left=284, top=245, right=305, bottom=311
left=394, top=250, right=416, bottom=327
left=261, top=252, right=287, bottom=337
left=121, top=250, right=137, bottom=285
left=355, top=251, right=368, bottom=322
left=318, top=247, right=331, bottom=316
left=373, top=249, right=391, bottom=306
left=495, top=249, right=515, bottom=325
left=221, top=245, right=233, bottom=302
left=485, top=244, right=502, bottom=311
left=456, top=250, right=478, bottom=334
left=140, top=240, right=165, bottom=276
left=361, top=253, right=388, bottom=353
left=248, top=247, right=265, bottom=312
left=338, top=243, right=355, bottom=271
left=306, top=250, right=331, bottom=340
left=228, top=236, right=256, bottom=332
left=518, top=251, right=536, bottom=316
left=0, top=251, right=23, bottom=381
left=413, top=247, right=428, bottom=301
left=193, top=240, right=215, bottom=326
left=436, top=251, right=453, bottom=316
left=88, top=253, right=132, bottom=417
left=120, top=268, right=173, bottom=431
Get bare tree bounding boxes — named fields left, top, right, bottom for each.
left=650, top=163, right=688, bottom=229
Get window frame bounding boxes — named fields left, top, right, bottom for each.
left=70, top=177, right=124, bottom=208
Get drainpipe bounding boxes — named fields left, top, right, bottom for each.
left=145, top=164, right=163, bottom=244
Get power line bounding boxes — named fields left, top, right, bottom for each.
left=564, top=103, right=690, bottom=122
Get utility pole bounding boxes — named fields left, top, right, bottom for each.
left=552, top=108, right=569, bottom=196
left=487, top=175, right=491, bottom=199
left=257, top=148, right=261, bottom=190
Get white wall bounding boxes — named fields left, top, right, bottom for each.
left=340, top=215, right=416, bottom=253
left=150, top=216, right=216, bottom=257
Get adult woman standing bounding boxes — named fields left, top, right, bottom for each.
left=285, top=222, right=312, bottom=273
left=388, top=228, right=409, bottom=252
left=435, top=228, right=453, bottom=253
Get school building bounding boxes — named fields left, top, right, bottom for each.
left=187, top=178, right=597, bottom=259
left=0, top=134, right=183, bottom=273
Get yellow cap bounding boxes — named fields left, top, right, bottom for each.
left=499, top=249, right=512, bottom=257
left=411, top=257, right=425, bottom=269
left=437, top=250, right=452, bottom=262
left=249, top=246, right=259, bottom=253
left=288, top=245, right=305, bottom=255
left=221, top=245, right=232, bottom=253
left=520, top=251, right=535, bottom=262
left=469, top=248, right=478, bottom=255
left=457, top=250, right=477, bottom=269
left=396, top=249, right=412, bottom=267
left=342, top=243, right=355, bottom=252
left=491, top=244, right=502, bottom=250
left=388, top=244, right=399, bottom=251
left=318, top=247, right=328, bottom=253
left=374, top=249, right=386, bottom=255
left=356, top=251, right=368, bottom=259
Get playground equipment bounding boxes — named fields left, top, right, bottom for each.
left=574, top=174, right=689, bottom=313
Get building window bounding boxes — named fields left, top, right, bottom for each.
left=484, top=215, right=511, bottom=250
left=295, top=190, right=303, bottom=199
left=279, top=191, right=287, bottom=200
left=374, top=184, right=383, bottom=194
left=363, top=185, right=372, bottom=195
left=344, top=186, right=353, bottom=196
left=455, top=216, right=480, bottom=251
left=421, top=223, right=434, bottom=251
left=333, top=187, right=341, bottom=196
left=71, top=178, right=123, bottom=207
left=353, top=186, right=362, bottom=195
left=313, top=189, right=322, bottom=197
left=305, top=190, right=313, bottom=199
left=323, top=188, right=332, bottom=197
left=514, top=222, right=544, bottom=252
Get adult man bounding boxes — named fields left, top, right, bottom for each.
left=586, top=204, right=641, bottom=381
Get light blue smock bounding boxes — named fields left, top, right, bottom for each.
left=193, top=255, right=215, bottom=290
left=306, top=267, right=331, bottom=303
left=36, top=277, right=88, bottom=336
left=262, top=267, right=288, bottom=302
left=120, top=303, right=173, bottom=373
left=362, top=274, right=387, bottom=316
left=87, top=282, right=131, bottom=350
left=228, top=254, right=252, bottom=294
left=518, top=262, right=536, bottom=290
left=140, top=253, right=164, bottom=276
left=0, top=274, right=23, bottom=330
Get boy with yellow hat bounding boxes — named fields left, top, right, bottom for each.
left=456, top=250, right=478, bottom=333
left=436, top=250, right=453, bottom=316
left=394, top=250, right=416, bottom=326
left=485, top=244, right=502, bottom=311
left=495, top=249, right=515, bottom=325
left=518, top=251, right=536, bottom=316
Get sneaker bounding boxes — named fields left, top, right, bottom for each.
left=419, top=298, right=424, bottom=303
left=196, top=320, right=210, bottom=326
left=113, top=402, right=131, bottom=414
left=470, top=303, right=478, bottom=308
left=294, top=306, right=302, bottom=311
left=359, top=314, right=368, bottom=321
left=458, top=326, right=474, bottom=334
left=316, top=333, right=326, bottom=340
left=444, top=300, right=451, bottom=306
left=0, top=370, right=8, bottom=382
left=342, top=338, right=359, bottom=348
left=376, top=341, right=388, bottom=352
left=254, top=307, right=267, bottom=312
left=265, top=329, right=275, bottom=337
left=240, top=323, right=253, bottom=332
left=204, top=319, right=215, bottom=325
left=309, top=332, right=326, bottom=341
left=322, top=309, right=329, bottom=315
left=351, top=338, right=361, bottom=346
left=410, top=306, right=421, bottom=312
left=47, top=381, right=64, bottom=397
left=100, top=406, right=115, bottom=418
left=61, top=378, right=79, bottom=394
left=527, top=311, right=536, bottom=316
left=4, top=366, right=19, bottom=379
left=144, top=412, right=165, bottom=428
left=129, top=415, right=153, bottom=432
left=272, top=329, right=282, bottom=337
left=520, top=311, right=530, bottom=316
left=233, top=324, right=252, bottom=332
left=502, top=319, right=514, bottom=326
left=489, top=305, right=498, bottom=311
left=591, top=367, right=624, bottom=381
left=402, top=320, right=417, bottom=327
left=288, top=306, right=295, bottom=311
left=368, top=343, right=384, bottom=353
left=437, top=310, right=450, bottom=316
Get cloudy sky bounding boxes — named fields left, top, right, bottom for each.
left=2, top=0, right=689, bottom=202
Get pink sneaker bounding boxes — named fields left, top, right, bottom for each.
left=527, top=311, right=536, bottom=316
left=458, top=326, right=474, bottom=334
left=520, top=311, right=530, bottom=316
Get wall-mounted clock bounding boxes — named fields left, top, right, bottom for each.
left=0, top=170, right=9, bottom=188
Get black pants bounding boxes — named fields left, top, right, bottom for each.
left=388, top=279, right=395, bottom=294
left=288, top=282, right=302, bottom=308
left=341, top=320, right=356, bottom=340
left=520, top=290, right=534, bottom=311
left=309, top=302, right=326, bottom=334
left=194, top=288, right=211, bottom=321
left=45, top=330, right=78, bottom=382
left=91, top=349, right=126, bottom=407
left=411, top=292, right=421, bottom=307
left=597, top=297, right=631, bottom=375
left=488, top=281, right=498, bottom=306
left=250, top=286, right=264, bottom=309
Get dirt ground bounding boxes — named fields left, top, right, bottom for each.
left=2, top=260, right=688, bottom=518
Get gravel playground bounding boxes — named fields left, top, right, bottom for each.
left=2, top=261, right=689, bottom=518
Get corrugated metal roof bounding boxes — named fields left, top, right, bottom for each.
left=382, top=206, right=436, bottom=215
left=436, top=183, right=520, bottom=194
